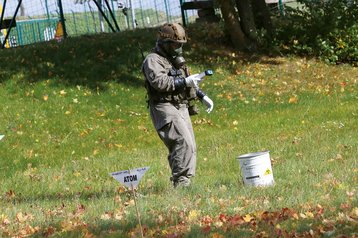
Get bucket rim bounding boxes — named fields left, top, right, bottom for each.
left=237, top=150, right=270, bottom=159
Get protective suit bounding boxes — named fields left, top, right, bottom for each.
left=142, top=23, right=213, bottom=188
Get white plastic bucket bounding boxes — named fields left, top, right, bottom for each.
left=237, top=151, right=274, bottom=186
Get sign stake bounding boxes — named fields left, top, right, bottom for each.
left=131, top=183, right=144, bottom=238
left=110, top=167, right=149, bottom=238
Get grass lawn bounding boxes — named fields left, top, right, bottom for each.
left=0, top=25, right=357, bottom=237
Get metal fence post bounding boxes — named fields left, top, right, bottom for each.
left=104, top=0, right=120, bottom=31
left=71, top=11, right=78, bottom=34
left=154, top=0, right=159, bottom=24
left=180, top=0, right=186, bottom=26
left=57, top=0, right=67, bottom=38
left=164, top=0, right=169, bottom=23
left=139, top=0, right=145, bottom=27
left=84, top=4, right=90, bottom=33
left=279, top=0, right=285, bottom=16
left=167, top=0, right=172, bottom=22
left=129, top=0, right=136, bottom=28
left=45, top=0, right=50, bottom=19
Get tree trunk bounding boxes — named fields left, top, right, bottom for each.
left=251, top=0, right=273, bottom=35
left=235, top=0, right=257, bottom=43
left=218, top=0, right=250, bottom=50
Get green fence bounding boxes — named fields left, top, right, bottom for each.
left=0, top=0, right=199, bottom=47
left=8, top=18, right=58, bottom=46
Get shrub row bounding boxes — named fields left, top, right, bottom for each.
left=270, top=0, right=357, bottom=65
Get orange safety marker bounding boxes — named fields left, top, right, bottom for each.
left=54, top=21, right=64, bottom=42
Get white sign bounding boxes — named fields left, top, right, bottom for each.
left=0, top=135, right=4, bottom=141
left=110, top=167, right=149, bottom=189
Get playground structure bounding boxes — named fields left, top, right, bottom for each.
left=0, top=0, right=293, bottom=49
left=180, top=0, right=218, bottom=27
left=0, top=0, right=60, bottom=48
left=0, top=0, right=198, bottom=48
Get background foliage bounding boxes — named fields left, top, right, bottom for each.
left=269, top=0, right=358, bottom=65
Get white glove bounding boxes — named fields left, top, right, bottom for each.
left=185, top=74, right=201, bottom=88
left=202, top=95, right=214, bottom=113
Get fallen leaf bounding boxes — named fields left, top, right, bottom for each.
left=243, top=214, right=252, bottom=222
left=349, top=207, right=358, bottom=219
left=289, top=96, right=298, bottom=104
left=1, top=214, right=10, bottom=225
left=100, top=212, right=112, bottom=220
left=211, top=233, right=225, bottom=238
left=43, top=226, right=56, bottom=237
left=187, top=210, right=199, bottom=222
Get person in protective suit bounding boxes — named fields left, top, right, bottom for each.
left=142, top=23, right=214, bottom=188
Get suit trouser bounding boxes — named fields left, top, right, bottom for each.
left=152, top=103, right=197, bottom=182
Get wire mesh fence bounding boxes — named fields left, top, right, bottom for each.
left=0, top=0, right=59, bottom=47
left=1, top=0, right=298, bottom=48
left=0, top=0, right=199, bottom=48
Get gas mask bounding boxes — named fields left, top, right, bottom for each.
left=172, top=44, right=183, bottom=56
left=173, top=54, right=186, bottom=69
left=160, top=41, right=185, bottom=69
left=161, top=41, right=183, bottom=58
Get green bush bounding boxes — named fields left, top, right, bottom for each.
left=269, top=0, right=358, bottom=65
left=316, top=25, right=358, bottom=65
